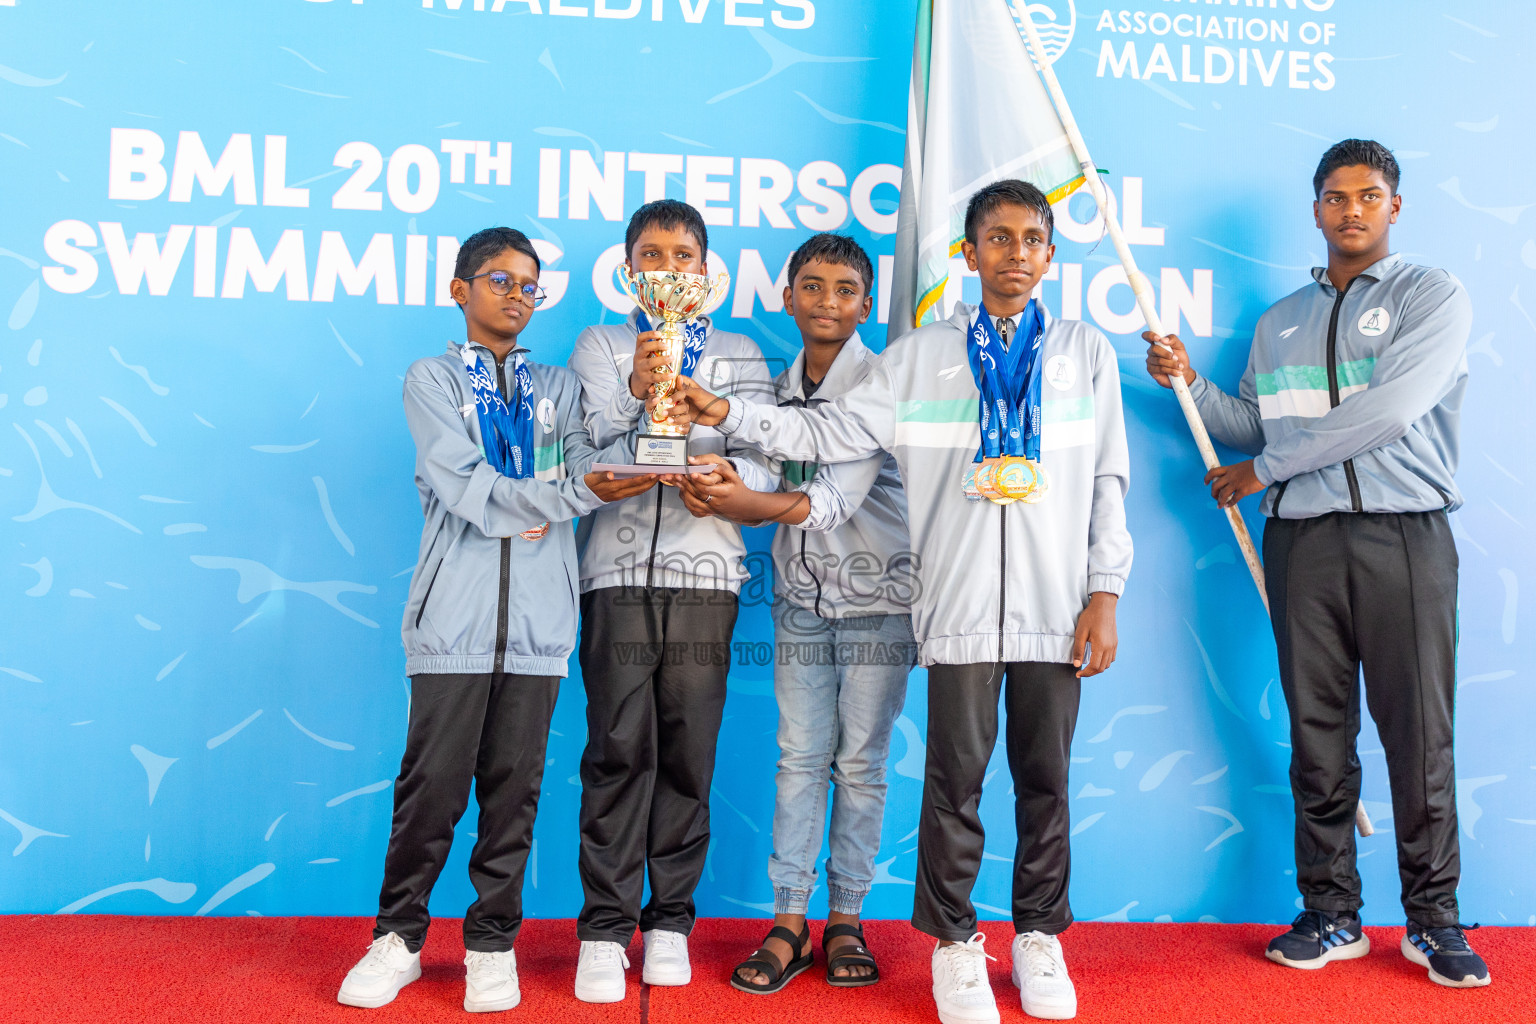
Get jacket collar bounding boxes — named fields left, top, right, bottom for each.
left=446, top=339, right=529, bottom=361
left=780, top=333, right=871, bottom=402
left=1310, top=252, right=1402, bottom=293
left=948, top=300, right=1057, bottom=336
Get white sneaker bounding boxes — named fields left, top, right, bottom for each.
left=574, top=940, right=630, bottom=1003
left=1011, top=931, right=1077, bottom=1020
left=931, top=933, right=1001, bottom=1024
left=641, top=929, right=691, bottom=986
left=464, top=949, right=520, bottom=1013
left=337, top=932, right=422, bottom=1009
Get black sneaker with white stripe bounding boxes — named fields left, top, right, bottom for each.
left=1401, top=921, right=1491, bottom=988
left=1265, top=910, right=1370, bottom=969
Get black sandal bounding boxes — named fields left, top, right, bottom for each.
left=729, top=924, right=813, bottom=995
left=823, top=923, right=879, bottom=987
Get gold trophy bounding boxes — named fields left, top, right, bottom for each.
left=613, top=266, right=731, bottom=468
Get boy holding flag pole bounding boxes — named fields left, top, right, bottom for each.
left=1145, top=140, right=1487, bottom=988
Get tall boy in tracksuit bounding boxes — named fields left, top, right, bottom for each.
left=672, top=181, right=1132, bottom=1024
left=565, top=199, right=777, bottom=1002
left=337, top=227, right=653, bottom=1013
left=1146, top=139, right=1488, bottom=988
left=676, top=234, right=917, bottom=993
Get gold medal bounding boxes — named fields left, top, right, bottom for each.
left=975, top=459, right=1017, bottom=506
left=994, top=457, right=1032, bottom=500
left=996, top=456, right=1051, bottom=503
left=979, top=457, right=1050, bottom=504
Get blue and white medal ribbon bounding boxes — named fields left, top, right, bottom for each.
left=462, top=344, right=536, bottom=479
left=636, top=312, right=707, bottom=380
left=462, top=343, right=548, bottom=538
left=964, top=301, right=1048, bottom=504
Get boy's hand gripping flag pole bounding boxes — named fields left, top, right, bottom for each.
left=1012, top=5, right=1374, bottom=839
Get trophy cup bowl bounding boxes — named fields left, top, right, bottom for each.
left=612, top=266, right=731, bottom=468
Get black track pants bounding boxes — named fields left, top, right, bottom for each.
left=576, top=586, right=739, bottom=943
left=374, top=672, right=560, bottom=952
left=1265, top=511, right=1461, bottom=927
left=912, top=661, right=1081, bottom=941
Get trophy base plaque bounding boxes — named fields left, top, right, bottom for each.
left=592, top=432, right=709, bottom=476
left=635, top=433, right=689, bottom=467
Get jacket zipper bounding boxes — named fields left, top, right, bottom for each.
left=778, top=391, right=822, bottom=616
left=644, top=486, right=663, bottom=589
left=997, top=502, right=1008, bottom=662
left=644, top=329, right=700, bottom=590
left=1325, top=280, right=1363, bottom=512
left=494, top=357, right=512, bottom=676
left=799, top=528, right=827, bottom=619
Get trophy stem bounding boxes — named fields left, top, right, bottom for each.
left=649, top=321, right=688, bottom=437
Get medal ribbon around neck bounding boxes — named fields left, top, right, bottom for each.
left=636, top=312, right=708, bottom=380
left=968, top=299, right=1045, bottom=462
left=462, top=344, right=537, bottom=480
left=963, top=300, right=1048, bottom=504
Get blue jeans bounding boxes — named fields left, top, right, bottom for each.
left=768, top=601, right=916, bottom=916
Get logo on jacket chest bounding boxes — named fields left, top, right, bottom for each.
left=1357, top=307, right=1390, bottom=337
left=537, top=397, right=556, bottom=433
left=696, top=355, right=731, bottom=390
left=1044, top=355, right=1077, bottom=391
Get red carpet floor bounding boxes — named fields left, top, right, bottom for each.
left=2, top=916, right=1530, bottom=1023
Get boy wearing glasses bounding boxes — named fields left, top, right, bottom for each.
left=566, top=199, right=777, bottom=1002
left=337, top=227, right=656, bottom=1013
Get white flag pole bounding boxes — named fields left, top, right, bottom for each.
left=1014, top=6, right=1374, bottom=838
left=1014, top=9, right=1266, bottom=611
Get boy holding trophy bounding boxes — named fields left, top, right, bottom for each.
left=565, top=199, right=777, bottom=1002
left=672, top=181, right=1132, bottom=1024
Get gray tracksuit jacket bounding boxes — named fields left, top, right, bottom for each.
left=718, top=303, right=1132, bottom=667
left=401, top=340, right=625, bottom=677
left=568, top=309, right=777, bottom=594
left=1190, top=254, right=1472, bottom=518
left=769, top=335, right=914, bottom=621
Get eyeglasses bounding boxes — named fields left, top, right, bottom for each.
left=463, top=271, right=547, bottom=307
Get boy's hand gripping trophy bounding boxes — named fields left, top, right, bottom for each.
left=614, top=267, right=731, bottom=467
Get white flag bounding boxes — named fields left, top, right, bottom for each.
left=888, top=0, right=1086, bottom=340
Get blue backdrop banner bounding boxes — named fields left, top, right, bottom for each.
left=2, top=0, right=1533, bottom=928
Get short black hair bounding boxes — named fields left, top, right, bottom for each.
left=1313, top=139, right=1400, bottom=197
left=624, top=199, right=708, bottom=263
left=787, top=233, right=874, bottom=297
left=454, top=226, right=540, bottom=280
left=964, top=179, right=1054, bottom=246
